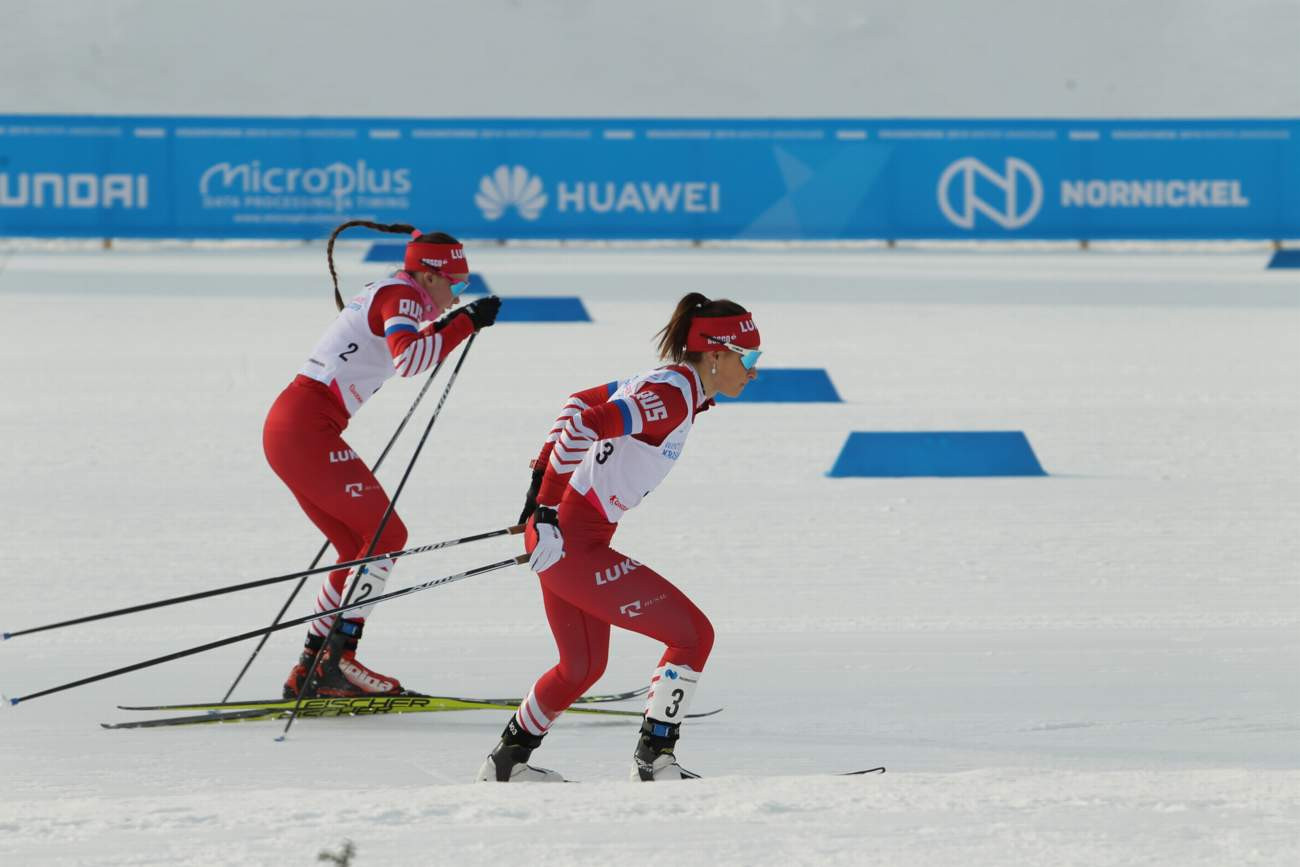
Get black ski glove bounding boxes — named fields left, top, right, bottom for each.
left=518, top=465, right=545, bottom=525
left=460, top=295, right=501, bottom=330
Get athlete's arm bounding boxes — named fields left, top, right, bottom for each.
left=370, top=284, right=474, bottom=378
left=535, top=381, right=688, bottom=506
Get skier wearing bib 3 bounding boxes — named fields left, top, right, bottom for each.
left=264, top=220, right=501, bottom=699
left=476, top=292, right=761, bottom=782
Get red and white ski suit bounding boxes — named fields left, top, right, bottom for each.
left=515, top=364, right=716, bottom=735
left=263, top=273, right=473, bottom=636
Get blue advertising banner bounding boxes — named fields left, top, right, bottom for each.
left=0, top=117, right=1295, bottom=239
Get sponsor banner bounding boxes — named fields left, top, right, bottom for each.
left=0, top=117, right=1296, bottom=239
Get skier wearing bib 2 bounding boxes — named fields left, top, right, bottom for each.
left=477, top=293, right=761, bottom=782
left=264, top=220, right=501, bottom=699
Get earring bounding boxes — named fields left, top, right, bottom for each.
left=710, top=364, right=717, bottom=375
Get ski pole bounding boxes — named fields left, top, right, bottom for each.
left=5, top=553, right=528, bottom=706
left=3, top=357, right=449, bottom=645
left=221, top=351, right=449, bottom=700
left=283, top=331, right=479, bottom=738
left=0, top=525, right=522, bottom=641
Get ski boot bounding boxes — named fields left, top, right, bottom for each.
left=632, top=718, right=700, bottom=781
left=282, top=643, right=316, bottom=699
left=284, top=622, right=403, bottom=699
left=476, top=717, right=564, bottom=782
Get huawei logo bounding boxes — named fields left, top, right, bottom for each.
left=475, top=165, right=547, bottom=220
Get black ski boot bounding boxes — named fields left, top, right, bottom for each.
left=476, top=717, right=564, bottom=782
left=632, top=717, right=700, bottom=781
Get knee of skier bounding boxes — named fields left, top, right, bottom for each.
left=559, top=649, right=608, bottom=695
left=376, top=514, right=408, bottom=554
left=688, top=610, right=715, bottom=669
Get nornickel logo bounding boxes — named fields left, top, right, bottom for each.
left=937, top=157, right=1043, bottom=230
left=475, top=165, right=548, bottom=221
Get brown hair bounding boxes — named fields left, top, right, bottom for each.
left=655, top=292, right=749, bottom=363
left=324, top=220, right=461, bottom=311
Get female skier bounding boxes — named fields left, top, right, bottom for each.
left=477, top=292, right=761, bottom=782
left=264, top=220, right=500, bottom=699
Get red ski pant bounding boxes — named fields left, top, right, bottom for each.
left=263, top=377, right=408, bottom=637
left=523, top=492, right=714, bottom=721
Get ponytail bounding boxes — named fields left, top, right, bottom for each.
left=325, top=220, right=417, bottom=310
left=655, top=292, right=748, bottom=363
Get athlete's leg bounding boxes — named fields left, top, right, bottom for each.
left=513, top=584, right=612, bottom=736
left=479, top=583, right=611, bottom=783
left=264, top=393, right=408, bottom=695
left=540, top=545, right=714, bottom=673
left=284, top=491, right=363, bottom=639
left=265, top=421, right=408, bottom=633
left=534, top=541, right=715, bottom=781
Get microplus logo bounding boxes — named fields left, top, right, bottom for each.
left=199, top=160, right=412, bottom=199
left=0, top=173, right=149, bottom=208
left=474, top=164, right=722, bottom=221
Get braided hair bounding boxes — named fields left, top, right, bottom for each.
left=324, top=220, right=460, bottom=311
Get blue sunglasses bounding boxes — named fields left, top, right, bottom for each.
left=448, top=279, right=471, bottom=297
left=723, top=342, right=762, bottom=370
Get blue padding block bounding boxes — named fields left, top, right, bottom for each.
left=1267, top=249, right=1300, bottom=268
left=828, top=431, right=1047, bottom=477
left=364, top=241, right=406, bottom=262
left=497, top=296, right=591, bottom=323
left=715, top=368, right=842, bottom=403
left=363, top=244, right=491, bottom=294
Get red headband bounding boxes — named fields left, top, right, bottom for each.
left=404, top=230, right=468, bottom=275
left=685, top=312, right=760, bottom=353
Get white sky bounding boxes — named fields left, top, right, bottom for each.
left=4, top=0, right=1299, bottom=117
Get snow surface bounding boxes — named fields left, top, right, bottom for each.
left=1, top=244, right=1297, bottom=865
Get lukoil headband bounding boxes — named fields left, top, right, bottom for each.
left=685, top=312, right=760, bottom=353
left=404, top=230, right=469, bottom=276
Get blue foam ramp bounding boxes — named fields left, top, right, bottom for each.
left=497, top=297, right=591, bottom=323
left=364, top=242, right=407, bottom=263
left=1267, top=249, right=1300, bottom=269
left=828, top=431, right=1046, bottom=477
left=715, top=368, right=842, bottom=403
